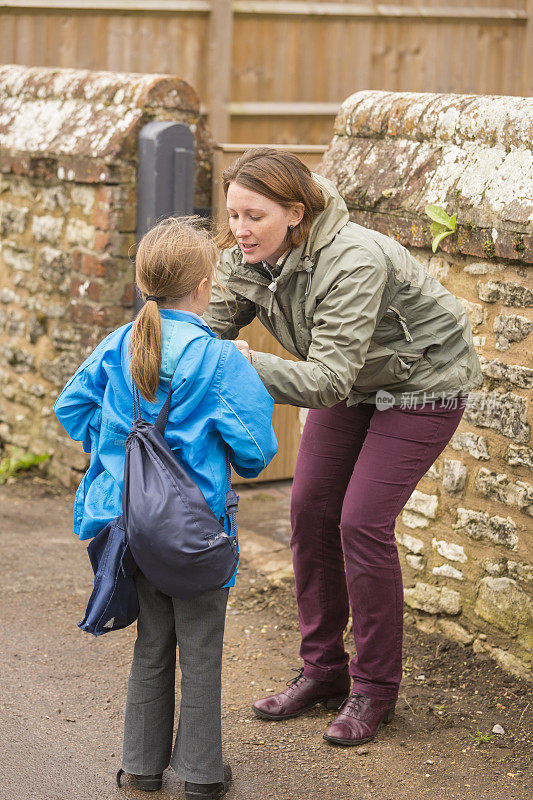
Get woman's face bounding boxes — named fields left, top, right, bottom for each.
left=226, top=182, right=303, bottom=265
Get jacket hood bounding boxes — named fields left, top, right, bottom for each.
left=268, top=173, right=349, bottom=297
left=305, top=173, right=350, bottom=259
left=114, top=313, right=221, bottom=423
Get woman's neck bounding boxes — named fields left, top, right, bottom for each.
left=264, top=248, right=290, bottom=270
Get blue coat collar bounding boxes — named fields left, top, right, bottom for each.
left=159, top=309, right=215, bottom=337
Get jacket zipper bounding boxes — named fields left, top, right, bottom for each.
left=304, top=266, right=313, bottom=296
left=387, top=306, right=413, bottom=343
left=262, top=262, right=278, bottom=293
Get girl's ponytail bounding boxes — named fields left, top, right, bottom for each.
left=130, top=217, right=218, bottom=403
left=129, top=298, right=163, bottom=403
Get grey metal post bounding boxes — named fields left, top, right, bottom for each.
left=135, top=122, right=195, bottom=312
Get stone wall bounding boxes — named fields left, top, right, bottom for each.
left=0, top=65, right=212, bottom=487
left=319, top=91, right=532, bottom=679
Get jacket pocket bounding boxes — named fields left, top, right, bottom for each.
left=373, top=306, right=414, bottom=345
left=354, top=344, right=424, bottom=393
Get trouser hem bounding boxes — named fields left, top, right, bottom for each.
left=120, top=761, right=168, bottom=775
left=302, top=663, right=350, bottom=682
left=172, top=763, right=224, bottom=784
left=351, top=679, right=399, bottom=702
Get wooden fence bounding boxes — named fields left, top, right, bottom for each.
left=1, top=1, right=531, bottom=144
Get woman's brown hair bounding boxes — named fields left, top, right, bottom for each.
left=217, top=147, right=326, bottom=250
left=130, top=216, right=218, bottom=403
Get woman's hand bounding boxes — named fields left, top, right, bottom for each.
left=233, top=339, right=251, bottom=362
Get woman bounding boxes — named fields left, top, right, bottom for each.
left=204, top=148, right=482, bottom=747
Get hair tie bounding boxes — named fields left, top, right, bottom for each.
left=145, top=295, right=164, bottom=303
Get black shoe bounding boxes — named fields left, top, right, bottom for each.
left=185, top=763, right=232, bottom=800
left=116, top=768, right=163, bottom=791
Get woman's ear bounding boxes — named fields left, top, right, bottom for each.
left=289, top=202, right=305, bottom=227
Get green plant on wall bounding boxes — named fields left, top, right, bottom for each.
left=0, top=449, right=50, bottom=485
left=425, top=204, right=457, bottom=253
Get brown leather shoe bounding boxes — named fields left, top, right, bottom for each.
left=252, top=668, right=350, bottom=720
left=323, top=691, right=395, bottom=746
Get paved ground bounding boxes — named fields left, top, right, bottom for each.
left=0, top=475, right=531, bottom=800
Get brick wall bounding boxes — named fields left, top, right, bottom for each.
left=0, top=65, right=212, bottom=486
left=319, top=91, right=532, bottom=678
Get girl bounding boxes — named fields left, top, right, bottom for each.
left=204, top=147, right=482, bottom=747
left=55, top=217, right=277, bottom=797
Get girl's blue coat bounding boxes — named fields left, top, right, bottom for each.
left=55, top=311, right=278, bottom=587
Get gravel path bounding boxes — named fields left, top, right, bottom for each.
left=1, top=476, right=531, bottom=800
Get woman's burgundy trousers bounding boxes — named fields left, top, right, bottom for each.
left=290, top=399, right=466, bottom=701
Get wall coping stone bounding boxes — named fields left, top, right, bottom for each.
left=0, top=65, right=206, bottom=186
left=320, top=91, right=533, bottom=262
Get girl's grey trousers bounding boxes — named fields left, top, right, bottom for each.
left=121, top=571, right=229, bottom=783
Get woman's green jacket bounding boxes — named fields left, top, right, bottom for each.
left=204, top=175, right=482, bottom=409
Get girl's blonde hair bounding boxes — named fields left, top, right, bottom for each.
left=216, top=147, right=326, bottom=250
left=130, top=216, right=218, bottom=402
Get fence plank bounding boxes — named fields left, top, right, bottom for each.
left=208, top=0, right=233, bottom=141
left=526, top=0, right=533, bottom=94
left=233, top=1, right=527, bottom=19
left=0, top=1, right=211, bottom=10
left=2, top=1, right=526, bottom=18
left=229, top=102, right=342, bottom=115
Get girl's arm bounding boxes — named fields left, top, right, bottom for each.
left=54, top=350, right=107, bottom=453
left=215, top=342, right=278, bottom=478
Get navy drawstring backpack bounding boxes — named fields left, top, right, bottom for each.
left=123, top=374, right=239, bottom=599
left=78, top=516, right=139, bottom=636
left=78, top=367, right=239, bottom=635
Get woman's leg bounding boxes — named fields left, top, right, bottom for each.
left=122, top=572, right=177, bottom=775
left=290, top=402, right=374, bottom=680
left=340, top=401, right=466, bottom=700
left=170, top=588, right=229, bottom=784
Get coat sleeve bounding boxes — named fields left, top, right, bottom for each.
left=54, top=348, right=108, bottom=453
left=203, top=249, right=256, bottom=339
left=215, top=342, right=278, bottom=478
left=250, top=258, right=388, bottom=408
